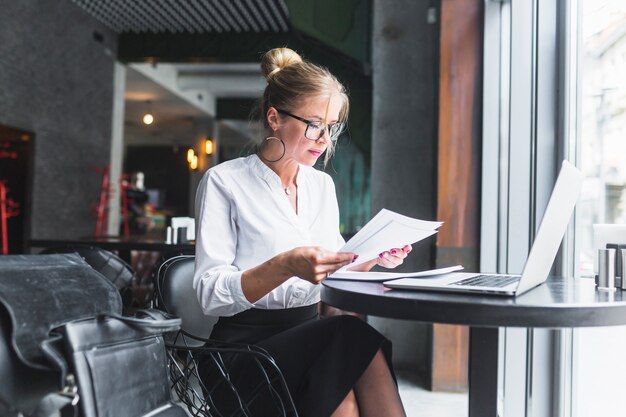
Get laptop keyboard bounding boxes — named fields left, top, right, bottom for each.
left=450, top=274, right=520, bottom=288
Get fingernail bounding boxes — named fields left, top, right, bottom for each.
left=378, top=252, right=384, bottom=259
left=390, top=249, right=398, bottom=255
left=403, top=245, right=412, bottom=253
left=352, top=255, right=359, bottom=262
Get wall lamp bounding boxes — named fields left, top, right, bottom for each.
left=204, top=138, right=215, bottom=155
left=187, top=148, right=198, bottom=170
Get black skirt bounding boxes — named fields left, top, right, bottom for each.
left=198, top=303, right=394, bottom=417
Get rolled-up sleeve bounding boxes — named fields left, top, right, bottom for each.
left=193, top=171, right=253, bottom=317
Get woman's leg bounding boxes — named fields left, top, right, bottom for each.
left=330, top=389, right=359, bottom=417
left=353, top=349, right=406, bottom=417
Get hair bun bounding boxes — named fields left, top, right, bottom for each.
left=261, top=47, right=303, bottom=80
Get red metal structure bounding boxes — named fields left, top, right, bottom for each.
left=120, top=175, right=131, bottom=237
left=0, top=180, right=20, bottom=255
left=94, top=165, right=110, bottom=238
left=93, top=166, right=131, bottom=238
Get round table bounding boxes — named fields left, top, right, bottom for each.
left=321, top=276, right=626, bottom=417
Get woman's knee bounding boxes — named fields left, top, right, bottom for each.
left=331, top=389, right=359, bottom=417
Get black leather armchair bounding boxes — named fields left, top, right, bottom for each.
left=0, top=253, right=187, bottom=417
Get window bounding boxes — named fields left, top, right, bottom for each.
left=482, top=1, right=626, bottom=414
left=572, top=1, right=626, bottom=416
left=577, top=0, right=626, bottom=277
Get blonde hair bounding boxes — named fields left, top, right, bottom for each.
left=259, top=47, right=349, bottom=165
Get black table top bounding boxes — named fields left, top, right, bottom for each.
left=29, top=237, right=195, bottom=253
left=321, top=276, right=626, bottom=328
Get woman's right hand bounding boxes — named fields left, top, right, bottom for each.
left=242, top=247, right=356, bottom=303
left=281, top=246, right=356, bottom=285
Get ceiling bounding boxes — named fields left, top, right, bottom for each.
left=124, top=66, right=206, bottom=146
left=70, top=0, right=372, bottom=154
left=69, top=0, right=293, bottom=150
left=124, top=65, right=260, bottom=148
left=71, top=0, right=290, bottom=34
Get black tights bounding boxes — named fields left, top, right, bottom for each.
left=332, top=349, right=406, bottom=417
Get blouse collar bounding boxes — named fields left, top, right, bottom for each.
left=248, top=153, right=304, bottom=187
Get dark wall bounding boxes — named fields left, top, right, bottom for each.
left=0, top=0, right=117, bottom=241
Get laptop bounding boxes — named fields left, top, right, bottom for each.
left=385, top=160, right=584, bottom=296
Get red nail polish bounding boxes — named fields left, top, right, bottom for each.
left=379, top=253, right=384, bottom=258
left=390, top=249, right=398, bottom=255
left=352, top=255, right=359, bottom=262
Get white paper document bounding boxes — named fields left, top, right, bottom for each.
left=328, top=265, right=464, bottom=282
left=338, top=209, right=443, bottom=271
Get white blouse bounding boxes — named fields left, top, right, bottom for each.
left=193, top=154, right=345, bottom=317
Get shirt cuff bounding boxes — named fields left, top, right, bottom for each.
left=226, top=270, right=253, bottom=310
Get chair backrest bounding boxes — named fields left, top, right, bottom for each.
left=40, top=246, right=135, bottom=308
left=40, top=246, right=134, bottom=290
left=155, top=256, right=299, bottom=417
left=155, top=255, right=217, bottom=342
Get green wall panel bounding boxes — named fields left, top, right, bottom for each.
left=285, top=0, right=371, bottom=65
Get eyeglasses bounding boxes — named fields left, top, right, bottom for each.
left=276, top=108, right=345, bottom=142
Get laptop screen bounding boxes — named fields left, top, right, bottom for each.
left=515, top=161, right=584, bottom=294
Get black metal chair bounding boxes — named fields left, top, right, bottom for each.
left=153, top=255, right=299, bottom=417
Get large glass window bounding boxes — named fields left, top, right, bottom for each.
left=577, top=0, right=626, bottom=277
left=573, top=2, right=626, bottom=417
left=482, top=1, right=626, bottom=414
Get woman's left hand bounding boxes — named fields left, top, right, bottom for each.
left=377, top=244, right=412, bottom=269
left=347, top=244, right=412, bottom=272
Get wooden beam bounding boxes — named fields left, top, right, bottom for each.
left=432, top=0, right=483, bottom=392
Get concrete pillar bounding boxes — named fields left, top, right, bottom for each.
left=107, top=62, right=126, bottom=236
left=370, top=0, right=440, bottom=374
left=371, top=0, right=439, bottom=260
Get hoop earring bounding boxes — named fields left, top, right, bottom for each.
left=258, top=136, right=285, bottom=163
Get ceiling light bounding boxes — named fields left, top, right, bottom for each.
left=143, top=100, right=154, bottom=125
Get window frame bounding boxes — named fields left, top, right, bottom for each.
left=481, top=0, right=573, bottom=415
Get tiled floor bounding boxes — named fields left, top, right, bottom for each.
left=397, top=370, right=468, bottom=417
left=574, top=326, right=626, bottom=417
left=395, top=327, right=626, bottom=417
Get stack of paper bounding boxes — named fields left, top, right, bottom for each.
left=329, top=265, right=464, bottom=282
left=338, top=208, right=442, bottom=271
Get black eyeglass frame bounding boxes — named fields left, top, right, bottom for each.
left=275, top=108, right=344, bottom=142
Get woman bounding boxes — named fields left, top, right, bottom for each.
left=194, top=47, right=409, bottom=417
